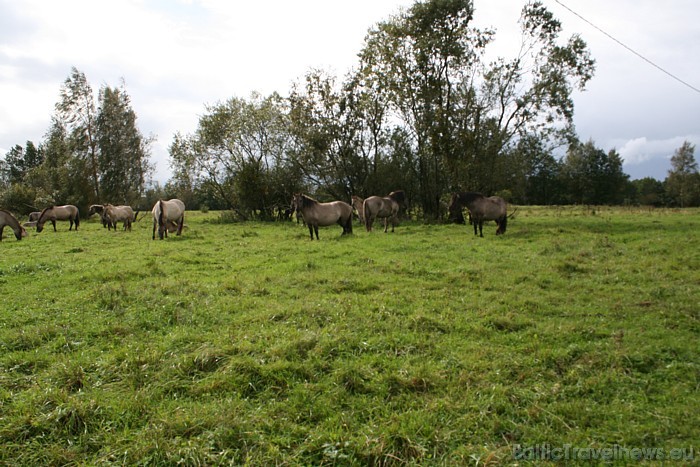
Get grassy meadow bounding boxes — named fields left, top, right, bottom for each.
left=0, top=206, right=698, bottom=465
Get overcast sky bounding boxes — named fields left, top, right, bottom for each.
left=1, top=0, right=698, bottom=184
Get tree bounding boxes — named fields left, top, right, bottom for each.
left=666, top=141, right=700, bottom=207
left=559, top=140, right=629, bottom=204
left=357, top=0, right=595, bottom=217
left=2, top=141, right=43, bottom=185
left=359, top=0, right=489, bottom=217
left=96, top=83, right=153, bottom=204
left=631, top=177, right=666, bottom=206
left=170, top=92, right=294, bottom=218
left=56, top=67, right=101, bottom=201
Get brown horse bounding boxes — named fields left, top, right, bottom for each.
left=88, top=204, right=110, bottom=228
left=363, top=190, right=405, bottom=233
left=104, top=204, right=136, bottom=231
left=0, top=210, right=28, bottom=241
left=152, top=199, right=185, bottom=240
left=351, top=195, right=365, bottom=225
left=36, top=205, right=80, bottom=232
left=292, top=193, right=353, bottom=240
left=448, top=192, right=507, bottom=237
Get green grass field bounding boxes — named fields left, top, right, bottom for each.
left=0, top=207, right=698, bottom=465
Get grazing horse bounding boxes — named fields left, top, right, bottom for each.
left=152, top=199, right=185, bottom=240
left=292, top=193, right=353, bottom=240
left=0, top=210, right=28, bottom=241
left=28, top=211, right=41, bottom=222
left=351, top=195, right=365, bottom=225
left=36, top=205, right=80, bottom=232
left=88, top=204, right=110, bottom=228
left=448, top=192, right=507, bottom=237
left=363, top=190, right=405, bottom=233
left=104, top=204, right=136, bottom=231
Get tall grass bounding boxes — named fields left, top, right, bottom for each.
left=0, top=207, right=698, bottom=465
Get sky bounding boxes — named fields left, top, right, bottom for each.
left=1, top=0, right=698, bottom=184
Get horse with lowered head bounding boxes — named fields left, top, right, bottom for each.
left=152, top=199, right=185, bottom=240
left=363, top=190, right=405, bottom=233
left=351, top=195, right=365, bottom=225
left=448, top=192, right=507, bottom=237
left=292, top=193, right=353, bottom=240
left=36, top=205, right=80, bottom=232
left=104, top=204, right=136, bottom=231
left=0, top=210, right=28, bottom=241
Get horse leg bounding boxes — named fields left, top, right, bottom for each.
left=307, top=224, right=314, bottom=240
left=314, top=225, right=320, bottom=240
left=52, top=220, right=57, bottom=232
left=177, top=215, right=184, bottom=236
left=478, top=220, right=484, bottom=238
left=472, top=220, right=478, bottom=236
left=383, top=217, right=389, bottom=233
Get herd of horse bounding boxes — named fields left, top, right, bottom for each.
left=292, top=189, right=508, bottom=240
left=0, top=190, right=510, bottom=242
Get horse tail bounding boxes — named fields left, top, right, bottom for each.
left=158, top=200, right=165, bottom=228
left=363, top=200, right=370, bottom=231
left=74, top=208, right=80, bottom=228
left=499, top=214, right=508, bottom=234
left=345, top=210, right=353, bottom=235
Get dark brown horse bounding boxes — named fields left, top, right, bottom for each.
left=292, top=193, right=353, bottom=240
left=36, top=205, right=80, bottom=232
left=448, top=192, right=507, bottom=237
left=0, top=210, right=28, bottom=241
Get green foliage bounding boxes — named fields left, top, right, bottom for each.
left=559, top=140, right=629, bottom=204
left=666, top=141, right=700, bottom=207
left=0, top=208, right=698, bottom=464
left=96, top=85, right=153, bottom=205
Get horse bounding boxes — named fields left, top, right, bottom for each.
left=363, top=190, right=405, bottom=233
left=28, top=211, right=41, bottom=222
left=0, top=210, right=28, bottom=241
left=152, top=199, right=185, bottom=240
left=448, top=192, right=507, bottom=237
left=104, top=204, right=136, bottom=231
left=291, top=193, right=353, bottom=240
left=88, top=204, right=110, bottom=228
left=351, top=195, right=365, bottom=225
left=36, top=205, right=80, bottom=232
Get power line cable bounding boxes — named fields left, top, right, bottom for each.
left=553, top=0, right=700, bottom=95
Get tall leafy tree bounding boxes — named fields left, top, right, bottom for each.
left=170, top=92, right=294, bottom=218
left=666, top=141, right=700, bottom=207
left=359, top=0, right=489, bottom=217
left=96, top=83, right=153, bottom=204
left=357, top=0, right=594, bottom=217
left=56, top=67, right=101, bottom=201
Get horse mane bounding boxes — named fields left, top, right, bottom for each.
left=388, top=190, right=405, bottom=204
left=458, top=192, right=485, bottom=203
left=38, top=206, right=53, bottom=219
left=299, top=194, right=318, bottom=208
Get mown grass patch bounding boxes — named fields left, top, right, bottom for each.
left=0, top=207, right=698, bottom=464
